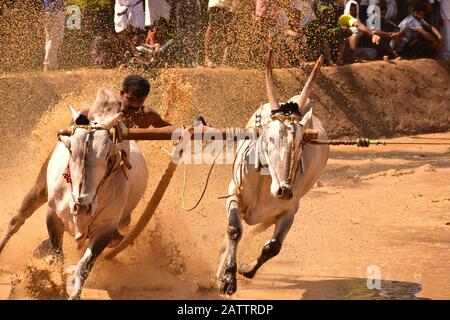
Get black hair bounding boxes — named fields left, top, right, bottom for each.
left=412, top=2, right=426, bottom=13
left=122, top=75, right=150, bottom=98
left=379, top=0, right=387, bottom=11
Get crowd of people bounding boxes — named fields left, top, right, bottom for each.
left=40, top=0, right=450, bottom=70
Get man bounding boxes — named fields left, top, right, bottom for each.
left=253, top=0, right=280, bottom=66
left=338, top=1, right=381, bottom=63
left=394, top=2, right=444, bottom=58
left=304, top=2, right=345, bottom=65
left=204, top=0, right=236, bottom=68
left=43, top=0, right=66, bottom=71
left=366, top=0, right=404, bottom=59
left=0, top=75, right=174, bottom=255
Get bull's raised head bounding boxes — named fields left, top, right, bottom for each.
left=59, top=89, right=125, bottom=242
left=262, top=50, right=323, bottom=200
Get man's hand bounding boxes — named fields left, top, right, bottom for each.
left=372, top=34, right=381, bottom=45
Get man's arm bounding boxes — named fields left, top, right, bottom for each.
left=415, top=27, right=440, bottom=47
left=354, top=21, right=381, bottom=45
left=431, top=25, right=444, bottom=49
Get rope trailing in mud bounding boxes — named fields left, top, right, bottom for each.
left=309, top=138, right=450, bottom=147
left=104, top=160, right=178, bottom=259
left=182, top=143, right=226, bottom=211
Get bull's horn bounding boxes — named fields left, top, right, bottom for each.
left=69, top=105, right=80, bottom=122
left=266, top=49, right=279, bottom=111
left=297, top=55, right=324, bottom=113
left=98, top=112, right=123, bottom=130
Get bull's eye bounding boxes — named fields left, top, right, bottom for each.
left=269, top=137, right=275, bottom=145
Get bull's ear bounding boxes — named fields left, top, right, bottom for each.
left=59, top=135, right=71, bottom=149
left=300, top=108, right=313, bottom=127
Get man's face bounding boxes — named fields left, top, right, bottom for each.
left=120, top=90, right=147, bottom=110
left=350, top=4, right=357, bottom=18
left=413, top=10, right=425, bottom=21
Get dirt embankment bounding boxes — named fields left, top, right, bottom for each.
left=1, top=59, right=449, bottom=145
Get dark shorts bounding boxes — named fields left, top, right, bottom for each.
left=208, top=6, right=234, bottom=26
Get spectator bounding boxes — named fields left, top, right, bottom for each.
left=279, top=0, right=316, bottom=66
left=253, top=0, right=280, bottom=66
left=339, top=1, right=381, bottom=63
left=394, top=2, right=444, bottom=58
left=115, top=0, right=145, bottom=34
left=441, top=0, right=450, bottom=59
left=304, top=2, right=347, bottom=65
left=173, top=0, right=203, bottom=67
left=144, top=0, right=170, bottom=60
left=144, top=0, right=170, bottom=27
left=43, top=0, right=66, bottom=71
left=90, top=31, right=122, bottom=68
left=366, top=0, right=404, bottom=59
left=115, top=0, right=146, bottom=65
left=204, top=0, right=236, bottom=68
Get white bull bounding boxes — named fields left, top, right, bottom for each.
left=217, top=51, right=330, bottom=295
left=47, top=89, right=148, bottom=299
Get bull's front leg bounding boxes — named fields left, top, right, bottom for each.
left=219, top=196, right=243, bottom=295
left=68, top=228, right=116, bottom=300
left=238, top=211, right=295, bottom=279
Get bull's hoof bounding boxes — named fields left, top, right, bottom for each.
left=238, top=262, right=257, bottom=279
left=219, top=265, right=237, bottom=295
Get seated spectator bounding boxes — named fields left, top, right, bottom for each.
left=338, top=1, right=381, bottom=63
left=304, top=2, right=347, bottom=65
left=91, top=30, right=123, bottom=68
left=393, top=2, right=444, bottom=58
left=204, top=0, right=236, bottom=68
left=365, top=0, right=404, bottom=59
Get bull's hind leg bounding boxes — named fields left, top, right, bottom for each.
left=0, top=156, right=50, bottom=255
left=219, top=196, right=243, bottom=295
left=238, top=211, right=295, bottom=279
left=68, top=228, right=116, bottom=300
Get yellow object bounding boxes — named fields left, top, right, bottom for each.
left=338, top=14, right=358, bottom=28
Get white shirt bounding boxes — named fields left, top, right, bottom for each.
left=114, top=0, right=145, bottom=33
left=208, top=0, right=235, bottom=9
left=441, top=0, right=450, bottom=20
left=144, top=0, right=170, bottom=27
